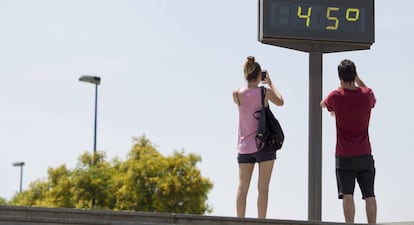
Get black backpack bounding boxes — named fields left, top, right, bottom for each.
left=255, top=86, right=284, bottom=152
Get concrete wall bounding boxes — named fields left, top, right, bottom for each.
left=0, top=206, right=410, bottom=225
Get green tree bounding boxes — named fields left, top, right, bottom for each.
left=9, top=153, right=114, bottom=209
left=0, top=197, right=7, bottom=205
left=9, top=135, right=213, bottom=214
left=46, top=165, right=74, bottom=207
left=71, top=152, right=116, bottom=209
left=153, top=151, right=213, bottom=214
left=9, top=179, right=49, bottom=206
left=114, top=136, right=164, bottom=211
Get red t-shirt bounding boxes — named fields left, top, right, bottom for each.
left=323, top=87, right=376, bottom=157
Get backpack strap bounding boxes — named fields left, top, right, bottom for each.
left=260, top=86, right=266, bottom=107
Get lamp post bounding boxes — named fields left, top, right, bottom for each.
left=79, top=75, right=101, bottom=155
left=79, top=75, right=100, bottom=208
left=12, top=161, right=25, bottom=193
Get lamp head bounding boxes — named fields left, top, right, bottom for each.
left=12, top=161, right=25, bottom=167
left=79, top=75, right=101, bottom=85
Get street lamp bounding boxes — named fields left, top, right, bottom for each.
left=79, top=75, right=101, bottom=155
left=12, top=161, right=25, bottom=193
left=79, top=75, right=101, bottom=208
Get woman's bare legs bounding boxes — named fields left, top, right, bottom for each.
left=257, top=160, right=275, bottom=218
left=236, top=163, right=254, bottom=217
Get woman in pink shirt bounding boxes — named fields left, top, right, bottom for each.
left=232, top=56, right=284, bottom=218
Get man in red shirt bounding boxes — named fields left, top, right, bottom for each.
left=321, top=59, right=377, bottom=224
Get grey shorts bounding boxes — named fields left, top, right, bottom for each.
left=336, top=154, right=376, bottom=199
left=237, top=150, right=276, bottom=164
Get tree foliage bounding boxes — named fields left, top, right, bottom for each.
left=0, top=197, right=7, bottom=206
left=9, top=135, right=213, bottom=214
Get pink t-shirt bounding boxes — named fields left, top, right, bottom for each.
left=323, top=87, right=376, bottom=157
left=237, top=87, right=262, bottom=154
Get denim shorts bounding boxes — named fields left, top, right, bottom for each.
left=335, top=154, right=375, bottom=199
left=237, top=150, right=276, bottom=163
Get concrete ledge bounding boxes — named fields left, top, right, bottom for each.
left=0, top=206, right=411, bottom=225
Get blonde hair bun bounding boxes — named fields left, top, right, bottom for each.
left=243, top=56, right=261, bottom=82
left=246, top=56, right=255, bottom=63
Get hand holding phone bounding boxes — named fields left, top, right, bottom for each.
left=261, top=71, right=267, bottom=81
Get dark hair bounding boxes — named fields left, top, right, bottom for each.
left=338, top=59, right=357, bottom=83
left=244, top=56, right=261, bottom=82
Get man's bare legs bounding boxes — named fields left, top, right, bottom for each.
left=343, top=194, right=377, bottom=224
left=365, top=197, right=377, bottom=224
left=257, top=160, right=274, bottom=218
left=342, top=194, right=355, bottom=223
left=236, top=163, right=254, bottom=217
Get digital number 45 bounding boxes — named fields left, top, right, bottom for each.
left=297, top=6, right=360, bottom=30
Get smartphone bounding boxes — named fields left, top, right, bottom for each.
left=261, top=71, right=267, bottom=81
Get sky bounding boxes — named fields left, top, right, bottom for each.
left=0, top=0, right=413, bottom=224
